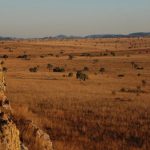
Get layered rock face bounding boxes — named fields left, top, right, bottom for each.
left=0, top=116, right=20, bottom=150
left=0, top=65, right=21, bottom=150
left=19, top=120, right=53, bottom=150
left=0, top=65, right=53, bottom=150
left=0, top=93, right=21, bottom=150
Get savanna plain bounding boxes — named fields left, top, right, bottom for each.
left=0, top=37, right=150, bottom=150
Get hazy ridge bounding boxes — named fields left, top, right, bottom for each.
left=0, top=32, right=150, bottom=40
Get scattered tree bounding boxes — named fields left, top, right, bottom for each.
left=53, top=67, right=65, bottom=72
left=76, top=71, right=88, bottom=81
left=47, top=64, right=53, bottom=71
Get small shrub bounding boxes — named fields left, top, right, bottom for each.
left=83, top=67, right=89, bottom=71
left=17, top=54, right=28, bottom=59
left=137, top=86, right=141, bottom=92
left=60, top=51, right=64, bottom=54
left=68, top=72, right=73, bottom=77
left=103, top=53, right=108, bottom=56
left=142, top=80, right=146, bottom=86
left=136, top=66, right=144, bottom=70
left=0, top=61, right=4, bottom=65
left=136, top=86, right=142, bottom=96
left=112, top=90, right=116, bottom=95
left=53, top=67, right=65, bottom=72
left=40, top=55, right=44, bottom=58
left=99, top=67, right=105, bottom=74
left=29, top=66, right=39, bottom=72
left=2, top=55, right=8, bottom=59
left=48, top=53, right=54, bottom=56
left=2, top=67, right=8, bottom=72
left=132, top=62, right=144, bottom=70
left=62, top=74, right=67, bottom=77
left=76, top=71, right=88, bottom=81
left=120, top=86, right=144, bottom=95
left=56, top=55, right=59, bottom=58
left=120, top=88, right=126, bottom=92
left=118, top=74, right=125, bottom=78
left=137, top=73, right=141, bottom=77
left=68, top=55, right=74, bottom=60
left=47, top=64, right=53, bottom=71
left=110, top=52, right=116, bottom=56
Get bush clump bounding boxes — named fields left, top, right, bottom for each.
left=76, top=71, right=88, bottom=81
left=0, top=55, right=8, bottom=59
left=2, top=67, right=8, bottom=72
left=0, top=61, right=4, bottom=65
left=99, top=67, right=105, bottom=74
left=68, top=72, right=73, bottom=77
left=17, top=54, right=28, bottom=59
left=83, top=67, right=89, bottom=71
left=53, top=67, right=65, bottom=72
left=29, top=66, right=39, bottom=72
left=47, top=64, right=53, bottom=71
left=118, top=74, right=125, bottom=77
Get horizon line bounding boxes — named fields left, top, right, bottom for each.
left=0, top=31, right=150, bottom=39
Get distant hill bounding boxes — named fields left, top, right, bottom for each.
left=128, top=32, right=150, bottom=37
left=0, top=36, right=13, bottom=40
left=42, top=32, right=150, bottom=39
left=85, top=32, right=150, bottom=39
left=85, top=34, right=125, bottom=38
left=1, top=32, right=150, bottom=40
left=42, top=35, right=82, bottom=39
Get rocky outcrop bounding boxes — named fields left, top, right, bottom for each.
left=0, top=66, right=20, bottom=149
left=0, top=64, right=53, bottom=150
left=0, top=116, right=20, bottom=150
left=0, top=92, right=21, bottom=150
left=19, top=120, right=53, bottom=150
left=0, top=93, right=53, bottom=150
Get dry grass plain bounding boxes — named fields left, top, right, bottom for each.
left=0, top=37, right=150, bottom=150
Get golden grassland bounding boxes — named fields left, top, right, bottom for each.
left=0, top=37, right=150, bottom=150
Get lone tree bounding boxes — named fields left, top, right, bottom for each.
left=47, top=64, right=53, bottom=71
left=99, top=67, right=105, bottom=74
left=29, top=66, right=39, bottom=72
left=68, top=72, right=73, bottom=77
left=53, top=67, right=65, bottom=72
left=76, top=71, right=88, bottom=81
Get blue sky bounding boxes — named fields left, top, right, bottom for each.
left=0, top=0, right=150, bottom=37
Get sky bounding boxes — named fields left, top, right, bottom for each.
left=0, top=0, right=150, bottom=38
